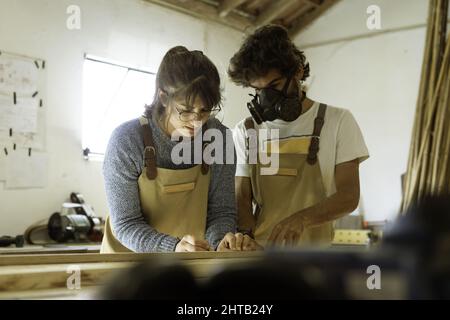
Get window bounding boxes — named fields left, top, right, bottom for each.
left=82, top=55, right=156, bottom=160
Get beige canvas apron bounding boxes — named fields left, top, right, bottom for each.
left=245, top=103, right=334, bottom=247
left=100, top=116, right=211, bottom=253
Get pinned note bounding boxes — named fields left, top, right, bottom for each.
left=0, top=95, right=39, bottom=133
left=0, top=55, right=38, bottom=95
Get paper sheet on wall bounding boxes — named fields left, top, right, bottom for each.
left=0, top=50, right=45, bottom=149
left=0, top=111, right=45, bottom=149
left=5, top=151, right=48, bottom=189
left=0, top=95, right=38, bottom=133
left=0, top=55, right=38, bottom=95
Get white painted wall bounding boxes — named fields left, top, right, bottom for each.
left=294, top=0, right=434, bottom=221
left=0, top=0, right=248, bottom=235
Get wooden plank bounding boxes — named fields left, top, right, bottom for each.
left=182, top=256, right=261, bottom=277
left=0, top=251, right=263, bottom=266
left=0, top=245, right=100, bottom=255
left=289, top=0, right=341, bottom=36
left=0, top=255, right=262, bottom=295
left=218, top=0, right=248, bottom=17
left=254, top=0, right=299, bottom=28
left=142, top=0, right=253, bottom=32
left=0, top=287, right=95, bottom=300
left=0, top=262, right=131, bottom=293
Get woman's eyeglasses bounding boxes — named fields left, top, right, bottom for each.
left=172, top=102, right=221, bottom=122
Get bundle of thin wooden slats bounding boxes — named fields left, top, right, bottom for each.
left=401, top=0, right=450, bottom=212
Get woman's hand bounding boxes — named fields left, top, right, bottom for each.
left=216, top=232, right=264, bottom=251
left=175, top=235, right=212, bottom=252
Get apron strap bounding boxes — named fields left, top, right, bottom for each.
left=139, top=114, right=210, bottom=178
left=244, top=117, right=256, bottom=163
left=139, top=116, right=157, bottom=180
left=244, top=117, right=255, bottom=131
left=200, top=119, right=210, bottom=175
left=307, top=103, right=327, bottom=165
left=201, top=142, right=210, bottom=175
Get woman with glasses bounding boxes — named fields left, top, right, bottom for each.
left=101, top=46, right=260, bottom=253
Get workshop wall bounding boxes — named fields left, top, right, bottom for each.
left=294, top=0, right=437, bottom=222
left=0, top=0, right=248, bottom=235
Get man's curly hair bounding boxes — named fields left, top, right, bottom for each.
left=228, top=24, right=310, bottom=87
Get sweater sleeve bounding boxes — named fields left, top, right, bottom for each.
left=102, top=121, right=179, bottom=252
left=204, top=125, right=238, bottom=249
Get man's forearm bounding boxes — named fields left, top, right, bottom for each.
left=235, top=177, right=256, bottom=233
left=296, top=191, right=359, bottom=228
left=237, top=202, right=256, bottom=232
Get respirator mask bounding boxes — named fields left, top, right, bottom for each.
left=247, top=71, right=305, bottom=124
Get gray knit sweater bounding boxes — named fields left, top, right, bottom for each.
left=102, top=114, right=237, bottom=252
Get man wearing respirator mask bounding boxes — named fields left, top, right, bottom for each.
left=229, top=24, right=370, bottom=248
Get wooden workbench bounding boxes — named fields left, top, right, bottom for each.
left=0, top=244, right=101, bottom=255
left=0, top=251, right=263, bottom=299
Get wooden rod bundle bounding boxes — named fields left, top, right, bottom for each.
left=401, top=0, right=450, bottom=212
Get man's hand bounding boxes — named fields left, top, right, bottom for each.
left=267, top=213, right=305, bottom=246
left=267, top=159, right=361, bottom=246
left=216, top=232, right=264, bottom=251
left=175, top=235, right=212, bottom=252
left=238, top=232, right=264, bottom=251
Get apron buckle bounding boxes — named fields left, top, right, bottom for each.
left=307, top=136, right=321, bottom=165
left=144, top=146, right=156, bottom=160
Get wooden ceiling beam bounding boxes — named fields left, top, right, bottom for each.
left=302, top=0, right=320, bottom=8
left=289, top=0, right=341, bottom=36
left=283, top=1, right=315, bottom=25
left=253, top=0, right=299, bottom=28
left=218, top=0, right=248, bottom=17
left=142, top=0, right=252, bottom=32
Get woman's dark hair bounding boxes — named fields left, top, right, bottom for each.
left=228, top=24, right=310, bottom=87
left=145, top=46, right=222, bottom=119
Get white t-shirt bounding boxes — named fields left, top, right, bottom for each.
left=233, top=101, right=370, bottom=197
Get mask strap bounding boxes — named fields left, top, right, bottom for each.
left=281, top=71, right=295, bottom=96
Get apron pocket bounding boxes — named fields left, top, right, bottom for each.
left=260, top=168, right=298, bottom=176
left=163, top=182, right=196, bottom=193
